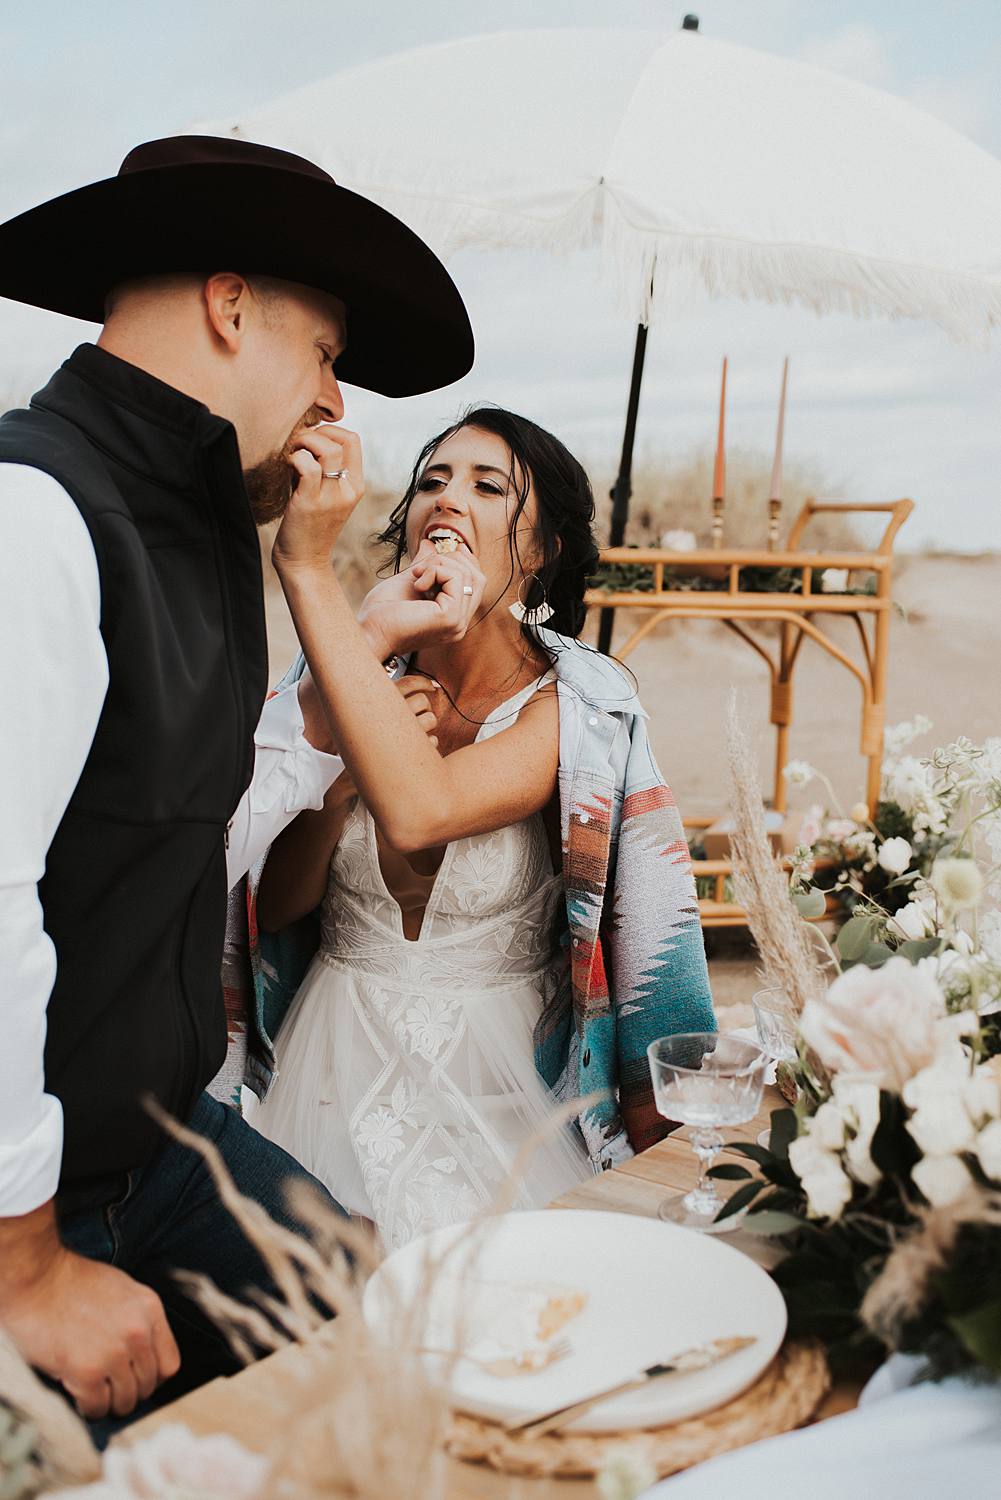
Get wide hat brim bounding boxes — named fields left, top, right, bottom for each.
left=0, top=160, right=474, bottom=397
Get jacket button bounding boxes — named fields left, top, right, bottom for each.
left=588, top=715, right=599, bottom=726
left=583, top=1049, right=591, bottom=1067
left=579, top=811, right=590, bottom=825
left=572, top=937, right=580, bottom=948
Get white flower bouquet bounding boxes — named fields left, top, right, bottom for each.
left=722, top=954, right=1001, bottom=1379
left=782, top=722, right=1001, bottom=1013
left=722, top=712, right=1001, bottom=1380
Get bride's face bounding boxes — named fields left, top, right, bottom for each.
left=404, top=426, right=541, bottom=614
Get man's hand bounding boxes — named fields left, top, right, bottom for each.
left=395, top=672, right=440, bottom=748
left=0, top=1204, right=179, bottom=1419
left=357, top=540, right=487, bottom=661
left=298, top=666, right=440, bottom=755
left=272, top=423, right=365, bottom=579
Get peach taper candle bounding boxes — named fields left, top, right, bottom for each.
left=711, top=356, right=727, bottom=549
left=767, top=357, right=789, bottom=551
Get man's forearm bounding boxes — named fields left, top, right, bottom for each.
left=0, top=1201, right=61, bottom=1301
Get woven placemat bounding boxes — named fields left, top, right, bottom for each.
left=445, top=1340, right=829, bottom=1479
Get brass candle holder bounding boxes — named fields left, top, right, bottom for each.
left=711, top=496, right=725, bottom=549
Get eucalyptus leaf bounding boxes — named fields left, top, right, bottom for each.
left=741, top=1210, right=805, bottom=1236
left=707, top=1163, right=753, bottom=1180
left=767, top=1108, right=799, bottom=1162
left=947, top=1299, right=1001, bottom=1374
left=792, top=887, right=828, bottom=919
left=860, top=942, right=894, bottom=967
left=899, top=938, right=941, bottom=962
left=714, top=1180, right=764, bottom=1222
left=721, top=1141, right=775, bottom=1166
left=836, top=915, right=872, bottom=961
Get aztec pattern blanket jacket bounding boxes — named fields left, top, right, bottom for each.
left=238, top=633, right=716, bottom=1169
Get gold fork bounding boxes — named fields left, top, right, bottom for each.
left=416, top=1337, right=573, bottom=1378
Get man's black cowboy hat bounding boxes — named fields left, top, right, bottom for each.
left=0, top=135, right=474, bottom=398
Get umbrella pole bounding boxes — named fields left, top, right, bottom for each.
left=597, top=319, right=648, bottom=655
left=597, top=15, right=696, bottom=654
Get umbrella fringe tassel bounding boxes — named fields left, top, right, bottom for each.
left=599, top=206, right=1001, bottom=346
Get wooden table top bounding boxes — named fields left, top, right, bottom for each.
left=125, top=1091, right=858, bottom=1497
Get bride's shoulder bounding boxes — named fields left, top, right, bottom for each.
left=539, top=633, right=647, bottom=721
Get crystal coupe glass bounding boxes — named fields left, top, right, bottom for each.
left=647, top=1033, right=770, bottom=1233
left=752, top=987, right=799, bottom=1064
left=752, top=988, right=800, bottom=1146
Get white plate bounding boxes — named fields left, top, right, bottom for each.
left=363, top=1209, right=787, bottom=1432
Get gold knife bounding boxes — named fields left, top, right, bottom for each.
left=505, top=1335, right=757, bottom=1438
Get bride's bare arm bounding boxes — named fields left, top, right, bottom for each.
left=256, top=771, right=356, bottom=932
left=257, top=674, right=441, bottom=929
left=277, top=567, right=559, bottom=853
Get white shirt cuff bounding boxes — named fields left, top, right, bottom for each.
left=225, top=682, right=344, bottom=889
left=252, top=681, right=343, bottom=814
left=0, top=1094, right=64, bottom=1217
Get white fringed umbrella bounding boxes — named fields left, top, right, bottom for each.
left=200, top=23, right=1001, bottom=338
left=197, top=20, right=1001, bottom=638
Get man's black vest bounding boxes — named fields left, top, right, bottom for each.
left=0, top=344, right=268, bottom=1211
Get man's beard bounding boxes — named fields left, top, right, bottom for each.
left=244, top=405, right=324, bottom=527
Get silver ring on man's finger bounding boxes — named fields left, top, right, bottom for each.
left=462, top=585, right=474, bottom=595
left=323, top=468, right=348, bottom=480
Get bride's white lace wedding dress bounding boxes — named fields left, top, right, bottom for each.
left=253, top=675, right=591, bottom=1249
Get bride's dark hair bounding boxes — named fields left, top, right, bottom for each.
left=377, top=405, right=601, bottom=650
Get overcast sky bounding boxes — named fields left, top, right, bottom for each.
left=3, top=0, right=1001, bottom=549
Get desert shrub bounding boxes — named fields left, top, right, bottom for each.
left=589, top=447, right=865, bottom=553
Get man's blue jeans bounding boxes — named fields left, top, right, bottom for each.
left=58, top=1091, right=340, bottom=1443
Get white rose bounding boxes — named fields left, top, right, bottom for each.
left=902, top=1048, right=970, bottom=1110
left=812, top=1101, right=847, bottom=1151
left=822, top=568, right=849, bottom=593
left=788, top=1133, right=827, bottom=1180
left=911, top=1153, right=972, bottom=1208
left=800, top=957, right=949, bottom=1091
left=907, top=1096, right=977, bottom=1156
left=660, top=528, right=697, bottom=552
left=976, top=1119, right=1001, bottom=1182
left=850, top=802, right=870, bottom=824
left=965, top=1065, right=1001, bottom=1124
left=788, top=1134, right=854, bottom=1220
left=878, top=837, right=913, bottom=877
left=802, top=1156, right=854, bottom=1221
left=832, top=1077, right=882, bottom=1185
left=890, top=900, right=936, bottom=942
left=937, top=1008, right=979, bottom=1042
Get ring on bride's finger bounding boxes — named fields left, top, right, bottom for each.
left=323, top=467, right=348, bottom=480
left=462, top=585, right=474, bottom=595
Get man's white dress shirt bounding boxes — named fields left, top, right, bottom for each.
left=0, top=464, right=342, bottom=1216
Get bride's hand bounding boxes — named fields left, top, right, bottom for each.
left=357, top=541, right=486, bottom=660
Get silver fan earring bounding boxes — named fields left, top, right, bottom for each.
left=509, top=574, right=554, bottom=626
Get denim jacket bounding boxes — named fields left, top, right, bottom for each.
left=241, top=633, right=715, bottom=1169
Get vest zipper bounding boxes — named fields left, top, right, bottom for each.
left=197, top=434, right=261, bottom=817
